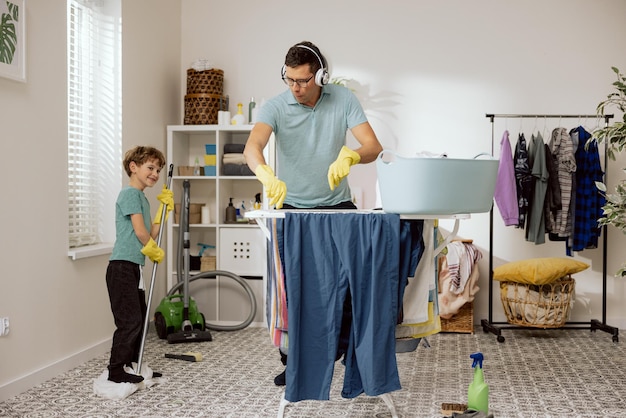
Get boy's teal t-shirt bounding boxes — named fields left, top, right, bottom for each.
left=110, top=186, right=152, bottom=265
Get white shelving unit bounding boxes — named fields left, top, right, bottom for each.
left=166, top=124, right=266, bottom=326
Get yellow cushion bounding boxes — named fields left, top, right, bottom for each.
left=493, top=257, right=589, bottom=285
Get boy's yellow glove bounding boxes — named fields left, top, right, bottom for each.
left=141, top=237, right=164, bottom=263
left=327, top=146, right=361, bottom=191
left=153, top=185, right=174, bottom=224
left=254, top=164, right=287, bottom=209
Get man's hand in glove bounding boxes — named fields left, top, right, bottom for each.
left=153, top=185, right=174, bottom=224
left=254, top=164, right=287, bottom=209
left=327, top=146, right=361, bottom=191
left=141, top=237, right=164, bottom=263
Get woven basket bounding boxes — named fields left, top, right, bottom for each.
left=499, top=276, right=575, bottom=328
left=200, top=256, right=216, bottom=272
left=440, top=302, right=474, bottom=333
left=186, top=68, right=224, bottom=95
left=184, top=93, right=224, bottom=125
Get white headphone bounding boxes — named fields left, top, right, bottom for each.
left=281, top=44, right=330, bottom=87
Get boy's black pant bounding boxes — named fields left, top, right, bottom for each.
left=106, top=260, right=147, bottom=372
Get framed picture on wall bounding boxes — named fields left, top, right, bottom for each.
left=0, top=0, right=26, bottom=83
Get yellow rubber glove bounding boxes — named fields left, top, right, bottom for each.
left=141, top=237, right=164, bottom=263
left=327, top=146, right=361, bottom=191
left=153, top=185, right=174, bottom=224
left=254, top=165, right=287, bottom=209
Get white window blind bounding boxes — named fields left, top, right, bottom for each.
left=68, top=0, right=121, bottom=250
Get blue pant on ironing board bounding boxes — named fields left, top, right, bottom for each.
left=283, top=212, right=402, bottom=402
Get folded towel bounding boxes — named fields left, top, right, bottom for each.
left=222, top=163, right=254, bottom=176
left=222, top=153, right=247, bottom=165
left=223, top=144, right=245, bottom=154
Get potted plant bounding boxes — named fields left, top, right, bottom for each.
left=592, top=67, right=626, bottom=276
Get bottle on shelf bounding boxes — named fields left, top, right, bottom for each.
left=238, top=200, right=246, bottom=221
left=225, top=197, right=237, bottom=223
left=248, top=97, right=256, bottom=124
left=193, top=157, right=201, bottom=176
left=231, top=103, right=246, bottom=125
left=254, top=193, right=262, bottom=210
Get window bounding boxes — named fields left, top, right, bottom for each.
left=67, top=0, right=121, bottom=258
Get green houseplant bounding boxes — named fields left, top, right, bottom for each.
left=592, top=67, right=626, bottom=276
left=0, top=1, right=19, bottom=65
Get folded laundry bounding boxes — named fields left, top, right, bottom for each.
left=223, top=143, right=246, bottom=154
left=222, top=163, right=254, bottom=176
left=222, top=153, right=247, bottom=165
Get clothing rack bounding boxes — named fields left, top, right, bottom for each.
left=482, top=113, right=619, bottom=343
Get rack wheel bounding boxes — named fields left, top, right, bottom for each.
left=497, top=335, right=505, bottom=343
left=613, top=335, right=619, bottom=343
left=154, top=312, right=168, bottom=339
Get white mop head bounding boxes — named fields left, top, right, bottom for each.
left=93, top=363, right=162, bottom=400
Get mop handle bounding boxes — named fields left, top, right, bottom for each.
left=136, top=164, right=174, bottom=375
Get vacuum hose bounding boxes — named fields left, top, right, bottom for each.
left=173, top=182, right=257, bottom=331
left=167, top=270, right=257, bottom=331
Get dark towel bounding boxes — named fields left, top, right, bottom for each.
left=223, top=143, right=246, bottom=154
left=222, top=163, right=254, bottom=176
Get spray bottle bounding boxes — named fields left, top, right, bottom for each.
left=467, top=352, right=489, bottom=413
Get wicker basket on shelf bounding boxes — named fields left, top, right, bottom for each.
left=200, top=256, right=216, bottom=272
left=440, top=302, right=474, bottom=333
left=184, top=93, right=225, bottom=125
left=499, top=276, right=575, bottom=328
left=184, top=68, right=226, bottom=125
left=186, top=68, right=224, bottom=95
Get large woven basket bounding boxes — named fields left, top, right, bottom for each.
left=186, top=68, right=224, bottom=95
left=499, top=276, right=575, bottom=328
left=440, top=302, right=474, bottom=333
left=184, top=93, right=224, bottom=125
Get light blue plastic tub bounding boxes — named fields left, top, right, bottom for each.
left=376, top=150, right=499, bottom=215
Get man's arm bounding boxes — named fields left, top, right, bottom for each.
left=243, top=122, right=273, bottom=173
left=350, top=121, right=383, bottom=164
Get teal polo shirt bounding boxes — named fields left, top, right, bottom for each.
left=257, top=83, right=368, bottom=207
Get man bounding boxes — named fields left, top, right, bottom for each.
left=243, top=41, right=383, bottom=386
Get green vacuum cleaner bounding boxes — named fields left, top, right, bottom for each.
left=154, top=179, right=212, bottom=343
left=154, top=293, right=205, bottom=339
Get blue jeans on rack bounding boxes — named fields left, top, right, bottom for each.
left=282, top=212, right=403, bottom=402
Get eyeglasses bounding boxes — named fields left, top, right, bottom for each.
left=282, top=75, right=314, bottom=88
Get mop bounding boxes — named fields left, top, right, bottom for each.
left=166, top=179, right=213, bottom=344
left=93, top=164, right=173, bottom=400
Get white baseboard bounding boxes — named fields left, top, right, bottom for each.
left=0, top=338, right=112, bottom=403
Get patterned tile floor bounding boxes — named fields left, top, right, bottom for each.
left=0, top=326, right=624, bottom=417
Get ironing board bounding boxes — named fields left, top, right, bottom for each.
left=245, top=209, right=469, bottom=418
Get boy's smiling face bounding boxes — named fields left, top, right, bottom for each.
left=129, top=158, right=162, bottom=191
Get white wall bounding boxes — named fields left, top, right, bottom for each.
left=0, top=0, right=180, bottom=401
left=181, top=0, right=626, bottom=327
left=1, top=0, right=625, bottom=401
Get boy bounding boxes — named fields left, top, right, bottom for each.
left=106, top=146, right=173, bottom=383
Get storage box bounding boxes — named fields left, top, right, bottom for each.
left=178, top=166, right=204, bottom=176
left=205, top=144, right=216, bottom=155
left=376, top=150, right=498, bottom=215
left=200, top=255, right=216, bottom=272
left=204, top=166, right=216, bottom=176
left=174, top=203, right=204, bottom=224
left=204, top=154, right=217, bottom=165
